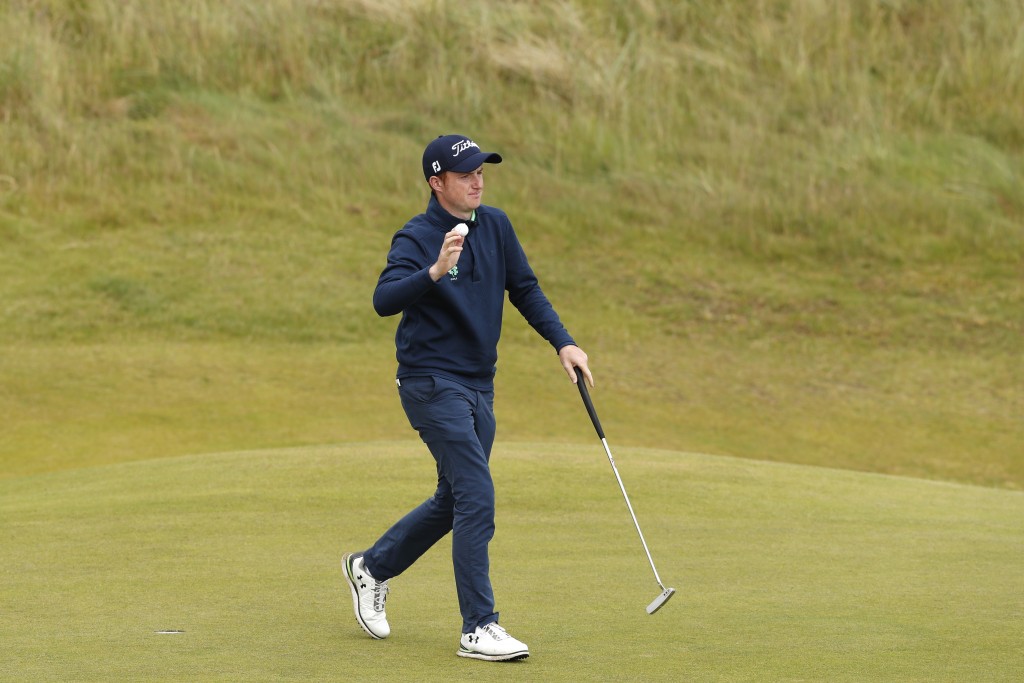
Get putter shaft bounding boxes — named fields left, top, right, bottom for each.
left=574, top=368, right=675, bottom=610
left=598, top=436, right=668, bottom=590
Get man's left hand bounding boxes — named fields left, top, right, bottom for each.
left=558, top=345, right=593, bottom=387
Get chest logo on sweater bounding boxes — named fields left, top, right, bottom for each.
left=447, top=265, right=459, bottom=281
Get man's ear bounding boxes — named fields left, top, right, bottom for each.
left=429, top=174, right=445, bottom=193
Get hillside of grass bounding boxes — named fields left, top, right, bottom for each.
left=1, top=0, right=1022, bottom=486
left=3, top=443, right=1023, bottom=681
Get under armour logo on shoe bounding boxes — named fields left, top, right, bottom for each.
left=467, top=635, right=479, bottom=644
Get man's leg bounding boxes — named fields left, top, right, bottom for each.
left=343, top=378, right=458, bottom=640
left=390, top=376, right=500, bottom=633
left=453, top=382, right=497, bottom=632
left=361, top=478, right=454, bottom=580
left=360, top=376, right=460, bottom=580
left=435, top=436, right=497, bottom=633
left=442, top=384, right=529, bottom=661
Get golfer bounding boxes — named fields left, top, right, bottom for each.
left=343, top=134, right=592, bottom=662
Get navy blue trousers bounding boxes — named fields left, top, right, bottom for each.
left=362, top=375, right=498, bottom=634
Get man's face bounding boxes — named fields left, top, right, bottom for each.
left=432, top=166, right=485, bottom=219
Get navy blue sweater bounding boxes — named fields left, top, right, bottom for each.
left=374, top=196, right=575, bottom=390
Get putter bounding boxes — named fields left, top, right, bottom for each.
left=574, top=367, right=676, bottom=614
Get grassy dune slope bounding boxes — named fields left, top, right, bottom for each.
left=2, top=443, right=1022, bottom=681
left=1, top=1, right=1022, bottom=486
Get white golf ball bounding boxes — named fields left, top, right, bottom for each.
left=453, top=223, right=469, bottom=237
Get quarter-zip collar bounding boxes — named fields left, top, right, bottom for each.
left=425, top=195, right=478, bottom=232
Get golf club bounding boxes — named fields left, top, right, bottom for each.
left=574, top=367, right=676, bottom=614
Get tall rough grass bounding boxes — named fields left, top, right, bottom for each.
left=4, top=1, right=1022, bottom=139
left=3, top=1, right=1021, bottom=247
left=1, top=0, right=1021, bottom=486
left=2, top=0, right=1021, bottom=343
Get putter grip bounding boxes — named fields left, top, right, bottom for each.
left=575, top=367, right=605, bottom=439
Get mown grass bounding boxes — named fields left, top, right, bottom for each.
left=2, top=443, right=1023, bottom=681
left=1, top=0, right=1022, bottom=487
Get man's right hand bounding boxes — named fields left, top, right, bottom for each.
left=428, top=231, right=465, bottom=281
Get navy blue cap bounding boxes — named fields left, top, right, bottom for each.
left=422, top=134, right=502, bottom=181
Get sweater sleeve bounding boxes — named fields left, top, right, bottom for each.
left=373, top=232, right=436, bottom=317
left=503, top=223, right=576, bottom=351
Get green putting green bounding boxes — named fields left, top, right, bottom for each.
left=3, top=442, right=1021, bottom=681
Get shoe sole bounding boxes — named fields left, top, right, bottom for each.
left=457, top=648, right=530, bottom=662
left=341, top=552, right=387, bottom=640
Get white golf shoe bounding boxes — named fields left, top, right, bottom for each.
left=342, top=552, right=390, bottom=639
left=457, top=622, right=529, bottom=661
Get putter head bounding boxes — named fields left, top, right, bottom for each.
left=646, top=587, right=676, bottom=614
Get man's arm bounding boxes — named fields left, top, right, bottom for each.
left=372, top=230, right=465, bottom=316
left=503, top=225, right=593, bottom=385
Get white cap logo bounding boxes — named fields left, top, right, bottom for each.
left=451, top=139, right=479, bottom=156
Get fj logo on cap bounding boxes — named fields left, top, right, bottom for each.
left=432, top=160, right=441, bottom=173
